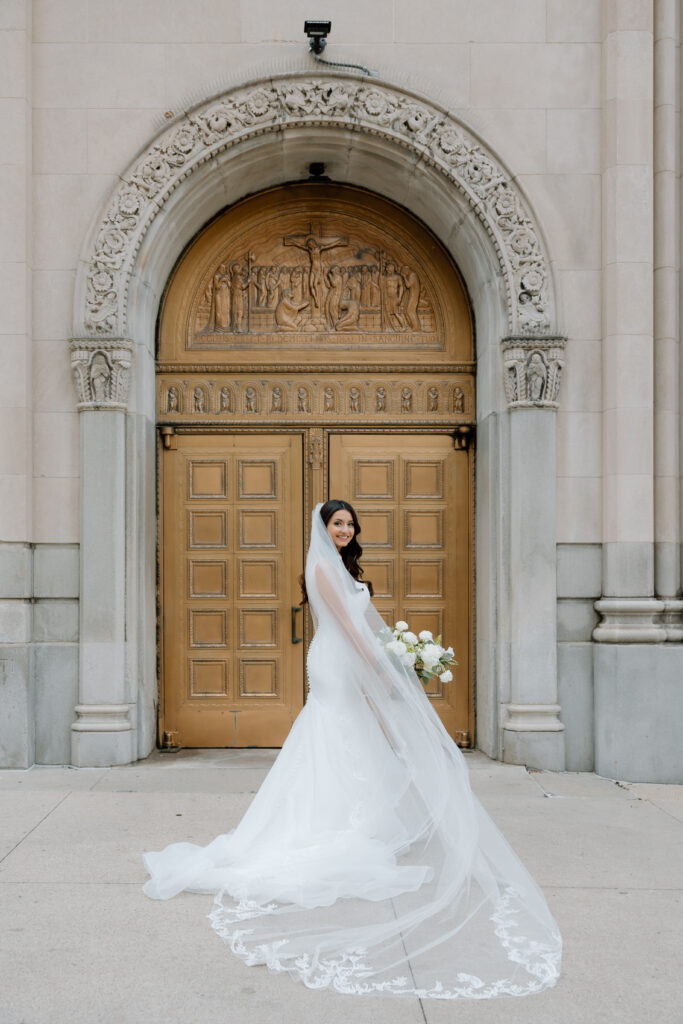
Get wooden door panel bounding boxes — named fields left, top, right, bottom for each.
left=161, top=434, right=304, bottom=747
left=329, top=434, right=471, bottom=741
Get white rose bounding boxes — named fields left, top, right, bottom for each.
left=420, top=643, right=442, bottom=669
left=445, top=646, right=454, bottom=657
left=439, top=669, right=453, bottom=683
left=418, top=630, right=433, bottom=642
left=401, top=650, right=417, bottom=667
left=387, top=639, right=407, bottom=657
left=402, top=631, right=418, bottom=645
left=394, top=620, right=409, bottom=632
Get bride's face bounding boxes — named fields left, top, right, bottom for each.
left=326, top=509, right=355, bottom=550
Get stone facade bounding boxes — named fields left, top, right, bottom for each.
left=1, top=1, right=681, bottom=780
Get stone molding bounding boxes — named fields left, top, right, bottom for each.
left=71, top=704, right=133, bottom=732
left=593, top=599, right=668, bottom=643
left=661, top=599, right=683, bottom=642
left=70, top=337, right=134, bottom=411
left=504, top=704, right=565, bottom=732
left=501, top=335, right=566, bottom=409
left=76, top=73, right=554, bottom=339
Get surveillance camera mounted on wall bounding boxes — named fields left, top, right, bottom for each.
left=304, top=20, right=331, bottom=55
left=303, top=19, right=378, bottom=76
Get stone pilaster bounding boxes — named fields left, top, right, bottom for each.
left=70, top=338, right=136, bottom=766
left=653, top=0, right=682, bottom=632
left=594, top=1, right=659, bottom=640
left=501, top=335, right=566, bottom=771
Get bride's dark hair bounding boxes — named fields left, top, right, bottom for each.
left=299, top=499, right=373, bottom=604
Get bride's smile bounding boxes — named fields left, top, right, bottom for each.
left=326, top=510, right=355, bottom=550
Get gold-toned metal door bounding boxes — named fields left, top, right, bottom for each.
left=329, top=434, right=472, bottom=743
left=160, top=433, right=304, bottom=747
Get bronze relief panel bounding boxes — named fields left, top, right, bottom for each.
left=158, top=185, right=473, bottom=365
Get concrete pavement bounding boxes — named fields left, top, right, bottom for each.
left=1, top=749, right=681, bottom=1024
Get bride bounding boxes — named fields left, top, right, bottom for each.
left=143, top=500, right=562, bottom=999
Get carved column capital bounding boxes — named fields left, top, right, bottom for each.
left=501, top=335, right=566, bottom=409
left=70, top=337, right=134, bottom=411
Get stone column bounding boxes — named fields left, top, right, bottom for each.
left=653, top=0, right=682, bottom=637
left=594, top=1, right=665, bottom=642
left=500, top=337, right=566, bottom=771
left=70, top=338, right=136, bottom=766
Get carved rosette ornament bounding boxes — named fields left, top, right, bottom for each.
left=70, top=338, right=134, bottom=411
left=501, top=336, right=566, bottom=410
left=78, top=75, right=553, bottom=339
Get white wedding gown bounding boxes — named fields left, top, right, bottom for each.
left=143, top=505, right=561, bottom=999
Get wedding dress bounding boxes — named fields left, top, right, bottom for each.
left=143, top=504, right=562, bottom=999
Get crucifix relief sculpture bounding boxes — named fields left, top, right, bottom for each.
left=190, top=216, right=435, bottom=345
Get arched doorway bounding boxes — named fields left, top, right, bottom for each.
left=156, top=183, right=475, bottom=749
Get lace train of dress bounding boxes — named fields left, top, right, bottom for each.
left=143, top=507, right=561, bottom=999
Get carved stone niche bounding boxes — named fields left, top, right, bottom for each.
left=70, top=338, right=134, bottom=411
left=501, top=336, right=566, bottom=410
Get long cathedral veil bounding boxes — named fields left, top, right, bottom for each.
left=144, top=504, right=561, bottom=998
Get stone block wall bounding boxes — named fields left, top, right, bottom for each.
left=0, top=542, right=78, bottom=767
left=18, top=0, right=605, bottom=546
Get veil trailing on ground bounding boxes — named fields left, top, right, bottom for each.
left=143, top=504, right=561, bottom=999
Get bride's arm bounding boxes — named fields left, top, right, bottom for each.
left=313, top=562, right=382, bottom=670
left=313, top=565, right=393, bottom=692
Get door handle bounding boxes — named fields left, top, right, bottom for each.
left=291, top=606, right=303, bottom=644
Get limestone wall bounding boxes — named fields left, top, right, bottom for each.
left=13, top=0, right=605, bottom=545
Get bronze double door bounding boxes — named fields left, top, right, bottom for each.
left=160, top=431, right=472, bottom=748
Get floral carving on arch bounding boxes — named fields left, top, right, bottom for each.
left=78, top=74, right=554, bottom=338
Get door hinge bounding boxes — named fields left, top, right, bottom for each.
left=454, top=730, right=472, bottom=748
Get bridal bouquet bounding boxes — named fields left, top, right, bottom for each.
left=384, top=621, right=457, bottom=686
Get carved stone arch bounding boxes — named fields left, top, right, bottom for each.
left=73, top=73, right=557, bottom=341
left=70, top=70, right=566, bottom=773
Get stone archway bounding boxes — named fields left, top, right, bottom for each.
left=69, top=71, right=566, bottom=770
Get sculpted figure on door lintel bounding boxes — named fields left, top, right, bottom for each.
left=191, top=222, right=435, bottom=344
left=159, top=380, right=472, bottom=419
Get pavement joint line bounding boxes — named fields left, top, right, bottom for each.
left=0, top=791, right=71, bottom=865
left=629, top=800, right=683, bottom=827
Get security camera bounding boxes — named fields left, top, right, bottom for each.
left=304, top=20, right=332, bottom=55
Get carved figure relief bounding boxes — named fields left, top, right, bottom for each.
left=90, top=352, right=112, bottom=403
left=193, top=387, right=205, bottom=413
left=245, top=386, right=258, bottom=412
left=71, top=338, right=133, bottom=411
left=526, top=352, right=547, bottom=402
left=349, top=387, right=361, bottom=413
left=375, top=387, right=387, bottom=412
left=219, top=386, right=232, bottom=412
left=323, top=386, right=335, bottom=412
left=297, top=387, right=310, bottom=413
left=453, top=387, right=465, bottom=413
left=271, top=386, right=284, bottom=412
left=501, top=336, right=566, bottom=409
left=427, top=386, right=439, bottom=412
left=189, top=217, right=436, bottom=347
left=401, top=387, right=413, bottom=413
left=167, top=386, right=180, bottom=412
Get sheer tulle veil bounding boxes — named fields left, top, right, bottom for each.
left=143, top=503, right=562, bottom=998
